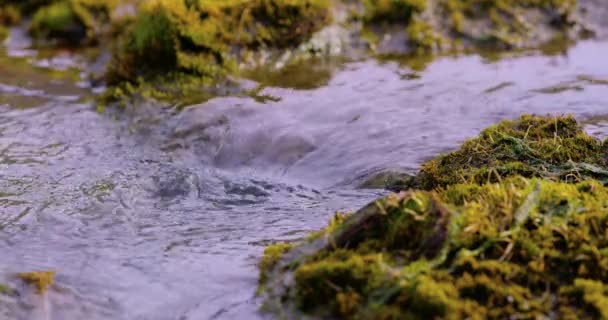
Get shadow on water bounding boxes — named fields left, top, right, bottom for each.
left=2, top=36, right=608, bottom=319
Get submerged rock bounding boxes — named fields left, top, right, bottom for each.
left=260, top=115, right=608, bottom=319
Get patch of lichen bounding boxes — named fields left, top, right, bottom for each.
left=29, top=0, right=117, bottom=45
left=416, top=114, right=608, bottom=190
left=261, top=177, right=608, bottom=319
left=105, top=0, right=331, bottom=90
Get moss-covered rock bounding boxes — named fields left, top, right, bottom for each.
left=416, top=114, right=608, bottom=190
left=353, top=0, right=580, bottom=53
left=260, top=114, right=608, bottom=319
left=105, top=0, right=331, bottom=86
left=358, top=115, right=608, bottom=193
left=261, top=177, right=608, bottom=319
left=29, top=0, right=116, bottom=45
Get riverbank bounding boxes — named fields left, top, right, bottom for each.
left=2, top=0, right=607, bottom=105
left=259, top=115, right=608, bottom=319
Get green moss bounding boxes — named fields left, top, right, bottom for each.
left=560, top=279, right=608, bottom=319
left=17, top=270, right=54, bottom=294
left=30, top=1, right=82, bottom=42
left=262, top=177, right=608, bottom=319
left=361, top=0, right=426, bottom=24
left=416, top=114, right=608, bottom=190
left=442, top=0, right=576, bottom=48
left=259, top=242, right=294, bottom=290
left=406, top=19, right=444, bottom=52
left=105, top=0, right=331, bottom=90
left=106, top=4, right=178, bottom=84
left=261, top=114, right=608, bottom=319
left=356, top=0, right=578, bottom=53
left=28, top=0, right=116, bottom=45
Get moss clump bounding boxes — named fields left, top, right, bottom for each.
left=261, top=177, right=608, bottom=319
left=442, top=0, right=577, bottom=49
left=355, top=0, right=578, bottom=53
left=259, top=242, right=294, bottom=290
left=416, top=114, right=608, bottom=190
left=362, top=0, right=427, bottom=23
left=105, top=0, right=331, bottom=87
left=17, top=270, right=54, bottom=294
left=406, top=18, right=444, bottom=52
left=29, top=0, right=116, bottom=45
left=0, top=4, right=20, bottom=26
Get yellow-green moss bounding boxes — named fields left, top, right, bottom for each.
left=17, top=270, right=54, bottom=294
left=261, top=114, right=608, bottom=319
left=406, top=19, right=444, bottom=52
left=356, top=0, right=578, bottom=53
left=416, top=114, right=608, bottom=190
left=361, top=0, right=426, bottom=23
left=259, top=242, right=294, bottom=289
left=105, top=0, right=331, bottom=88
left=262, top=177, right=608, bottom=319
left=29, top=0, right=116, bottom=45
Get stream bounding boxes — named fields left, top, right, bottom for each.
left=1, top=38, right=608, bottom=319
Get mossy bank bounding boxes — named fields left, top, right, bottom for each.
left=4, top=0, right=604, bottom=105
left=99, top=0, right=332, bottom=103
left=260, top=115, right=608, bottom=319
left=352, top=0, right=583, bottom=53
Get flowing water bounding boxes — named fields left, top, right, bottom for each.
left=2, top=37, right=608, bottom=319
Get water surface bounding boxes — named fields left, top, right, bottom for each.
left=1, top=40, right=608, bottom=319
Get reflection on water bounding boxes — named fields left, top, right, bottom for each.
left=1, top=40, right=608, bottom=319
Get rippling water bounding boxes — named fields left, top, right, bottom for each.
left=1, top=40, right=608, bottom=319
